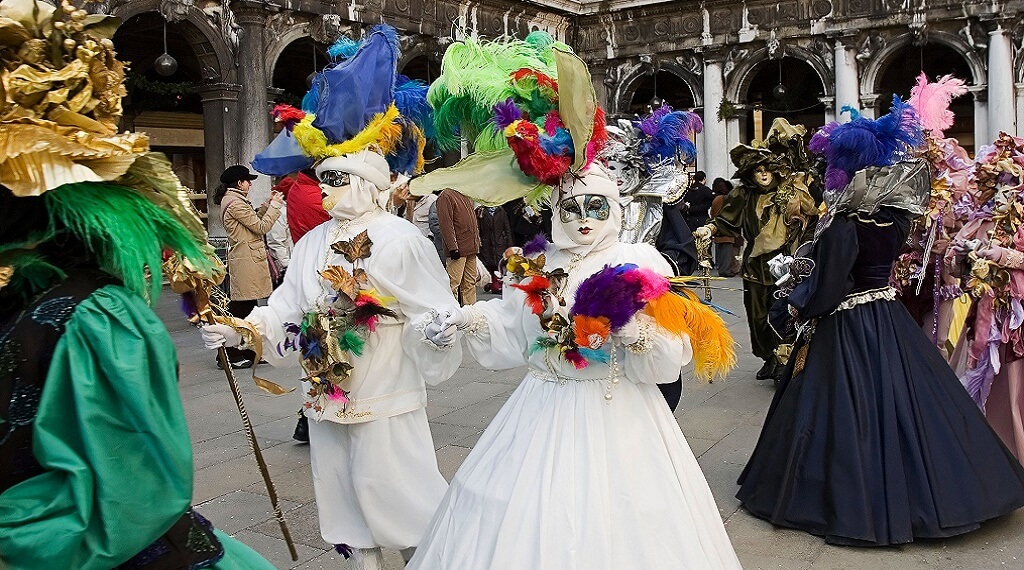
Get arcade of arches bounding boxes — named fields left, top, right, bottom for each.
left=99, top=0, right=1023, bottom=238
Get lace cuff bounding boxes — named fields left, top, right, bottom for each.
left=624, top=320, right=655, bottom=355
left=460, top=306, right=488, bottom=336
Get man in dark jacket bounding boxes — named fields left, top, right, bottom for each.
left=681, top=171, right=714, bottom=232
left=477, top=205, right=513, bottom=293
left=437, top=187, right=482, bottom=305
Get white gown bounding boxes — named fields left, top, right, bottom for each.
left=248, top=209, right=462, bottom=550
left=408, top=241, right=742, bottom=569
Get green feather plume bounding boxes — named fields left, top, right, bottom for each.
left=44, top=182, right=215, bottom=303
left=426, top=32, right=564, bottom=153
left=339, top=329, right=366, bottom=356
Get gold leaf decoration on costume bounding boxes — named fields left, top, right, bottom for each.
left=330, top=230, right=373, bottom=263
left=320, top=265, right=360, bottom=301
left=0, top=266, right=13, bottom=290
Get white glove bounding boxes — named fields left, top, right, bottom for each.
left=424, top=320, right=457, bottom=347
left=202, top=323, right=243, bottom=349
left=615, top=317, right=642, bottom=346
left=441, top=306, right=469, bottom=330
left=693, top=225, right=713, bottom=240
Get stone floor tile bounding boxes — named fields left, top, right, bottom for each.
left=230, top=529, right=327, bottom=569
left=194, top=490, right=300, bottom=534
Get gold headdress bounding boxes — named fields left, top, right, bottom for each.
left=0, top=0, right=149, bottom=197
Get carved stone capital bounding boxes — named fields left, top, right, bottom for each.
left=968, top=85, right=987, bottom=103
left=229, top=1, right=275, bottom=27
left=159, top=0, right=194, bottom=23
left=309, top=13, right=351, bottom=44
left=198, top=82, right=242, bottom=102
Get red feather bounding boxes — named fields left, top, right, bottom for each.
left=511, top=275, right=551, bottom=315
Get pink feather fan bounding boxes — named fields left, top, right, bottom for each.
left=908, top=73, right=967, bottom=138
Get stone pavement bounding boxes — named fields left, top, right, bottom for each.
left=157, top=277, right=1024, bottom=570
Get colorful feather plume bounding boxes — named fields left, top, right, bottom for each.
left=271, top=104, right=307, bottom=131
left=571, top=264, right=647, bottom=330
left=908, top=73, right=967, bottom=138
left=810, top=95, right=924, bottom=191
left=637, top=109, right=703, bottom=167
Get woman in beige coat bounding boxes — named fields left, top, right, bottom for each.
left=214, top=165, right=284, bottom=368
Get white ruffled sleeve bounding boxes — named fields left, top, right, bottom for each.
left=460, top=284, right=537, bottom=370
left=621, top=316, right=691, bottom=385
left=369, top=234, right=463, bottom=386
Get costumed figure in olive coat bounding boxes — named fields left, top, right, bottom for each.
left=695, top=119, right=819, bottom=380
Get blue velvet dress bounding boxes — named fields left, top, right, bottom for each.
left=737, top=207, right=1024, bottom=546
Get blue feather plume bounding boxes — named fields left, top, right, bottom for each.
left=394, top=75, right=434, bottom=139
left=538, top=126, right=574, bottom=157
left=327, top=36, right=361, bottom=60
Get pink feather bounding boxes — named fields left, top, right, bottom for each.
left=634, top=268, right=670, bottom=302
left=908, top=73, right=967, bottom=138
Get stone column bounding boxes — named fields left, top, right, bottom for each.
left=231, top=1, right=274, bottom=203
left=199, top=83, right=241, bottom=239
left=701, top=51, right=729, bottom=182
left=819, top=96, right=836, bottom=123
left=987, top=25, right=1016, bottom=139
left=970, top=86, right=989, bottom=151
left=832, top=36, right=859, bottom=121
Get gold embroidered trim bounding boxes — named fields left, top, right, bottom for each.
left=834, top=286, right=896, bottom=312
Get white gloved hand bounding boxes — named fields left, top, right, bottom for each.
left=615, top=317, right=642, bottom=346
left=441, top=306, right=469, bottom=330
left=201, top=323, right=243, bottom=349
left=693, top=225, right=713, bottom=240
left=424, top=320, right=457, bottom=347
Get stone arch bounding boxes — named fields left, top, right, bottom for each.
left=860, top=31, right=986, bottom=95
left=726, top=44, right=834, bottom=103
left=111, top=0, right=233, bottom=82
left=266, top=24, right=315, bottom=80
left=613, top=59, right=703, bottom=116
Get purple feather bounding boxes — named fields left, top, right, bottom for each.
left=636, top=105, right=673, bottom=137
left=180, top=292, right=198, bottom=319
left=493, top=98, right=523, bottom=129
left=522, top=233, right=549, bottom=256
left=640, top=111, right=703, bottom=165
left=812, top=96, right=923, bottom=191
left=571, top=265, right=646, bottom=329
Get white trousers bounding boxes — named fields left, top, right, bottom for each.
left=308, top=408, right=448, bottom=549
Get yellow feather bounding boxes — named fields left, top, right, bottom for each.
left=292, top=105, right=404, bottom=159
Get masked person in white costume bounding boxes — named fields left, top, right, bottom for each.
left=409, top=166, right=742, bottom=569
left=204, top=149, right=460, bottom=568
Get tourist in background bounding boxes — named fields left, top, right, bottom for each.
left=214, top=165, right=283, bottom=369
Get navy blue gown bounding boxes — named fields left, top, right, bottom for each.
left=737, top=208, right=1024, bottom=546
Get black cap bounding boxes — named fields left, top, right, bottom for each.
left=220, top=165, right=259, bottom=184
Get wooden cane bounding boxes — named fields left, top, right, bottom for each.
left=211, top=329, right=299, bottom=561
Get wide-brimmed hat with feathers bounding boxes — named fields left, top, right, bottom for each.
left=408, top=32, right=609, bottom=206
left=251, top=24, right=432, bottom=182
left=0, top=0, right=218, bottom=302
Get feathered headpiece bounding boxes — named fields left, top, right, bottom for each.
left=0, top=0, right=218, bottom=301
left=908, top=73, right=967, bottom=139
left=602, top=106, right=703, bottom=172
left=809, top=95, right=924, bottom=192
left=409, top=32, right=609, bottom=205
left=252, top=25, right=431, bottom=178
left=729, top=118, right=811, bottom=185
